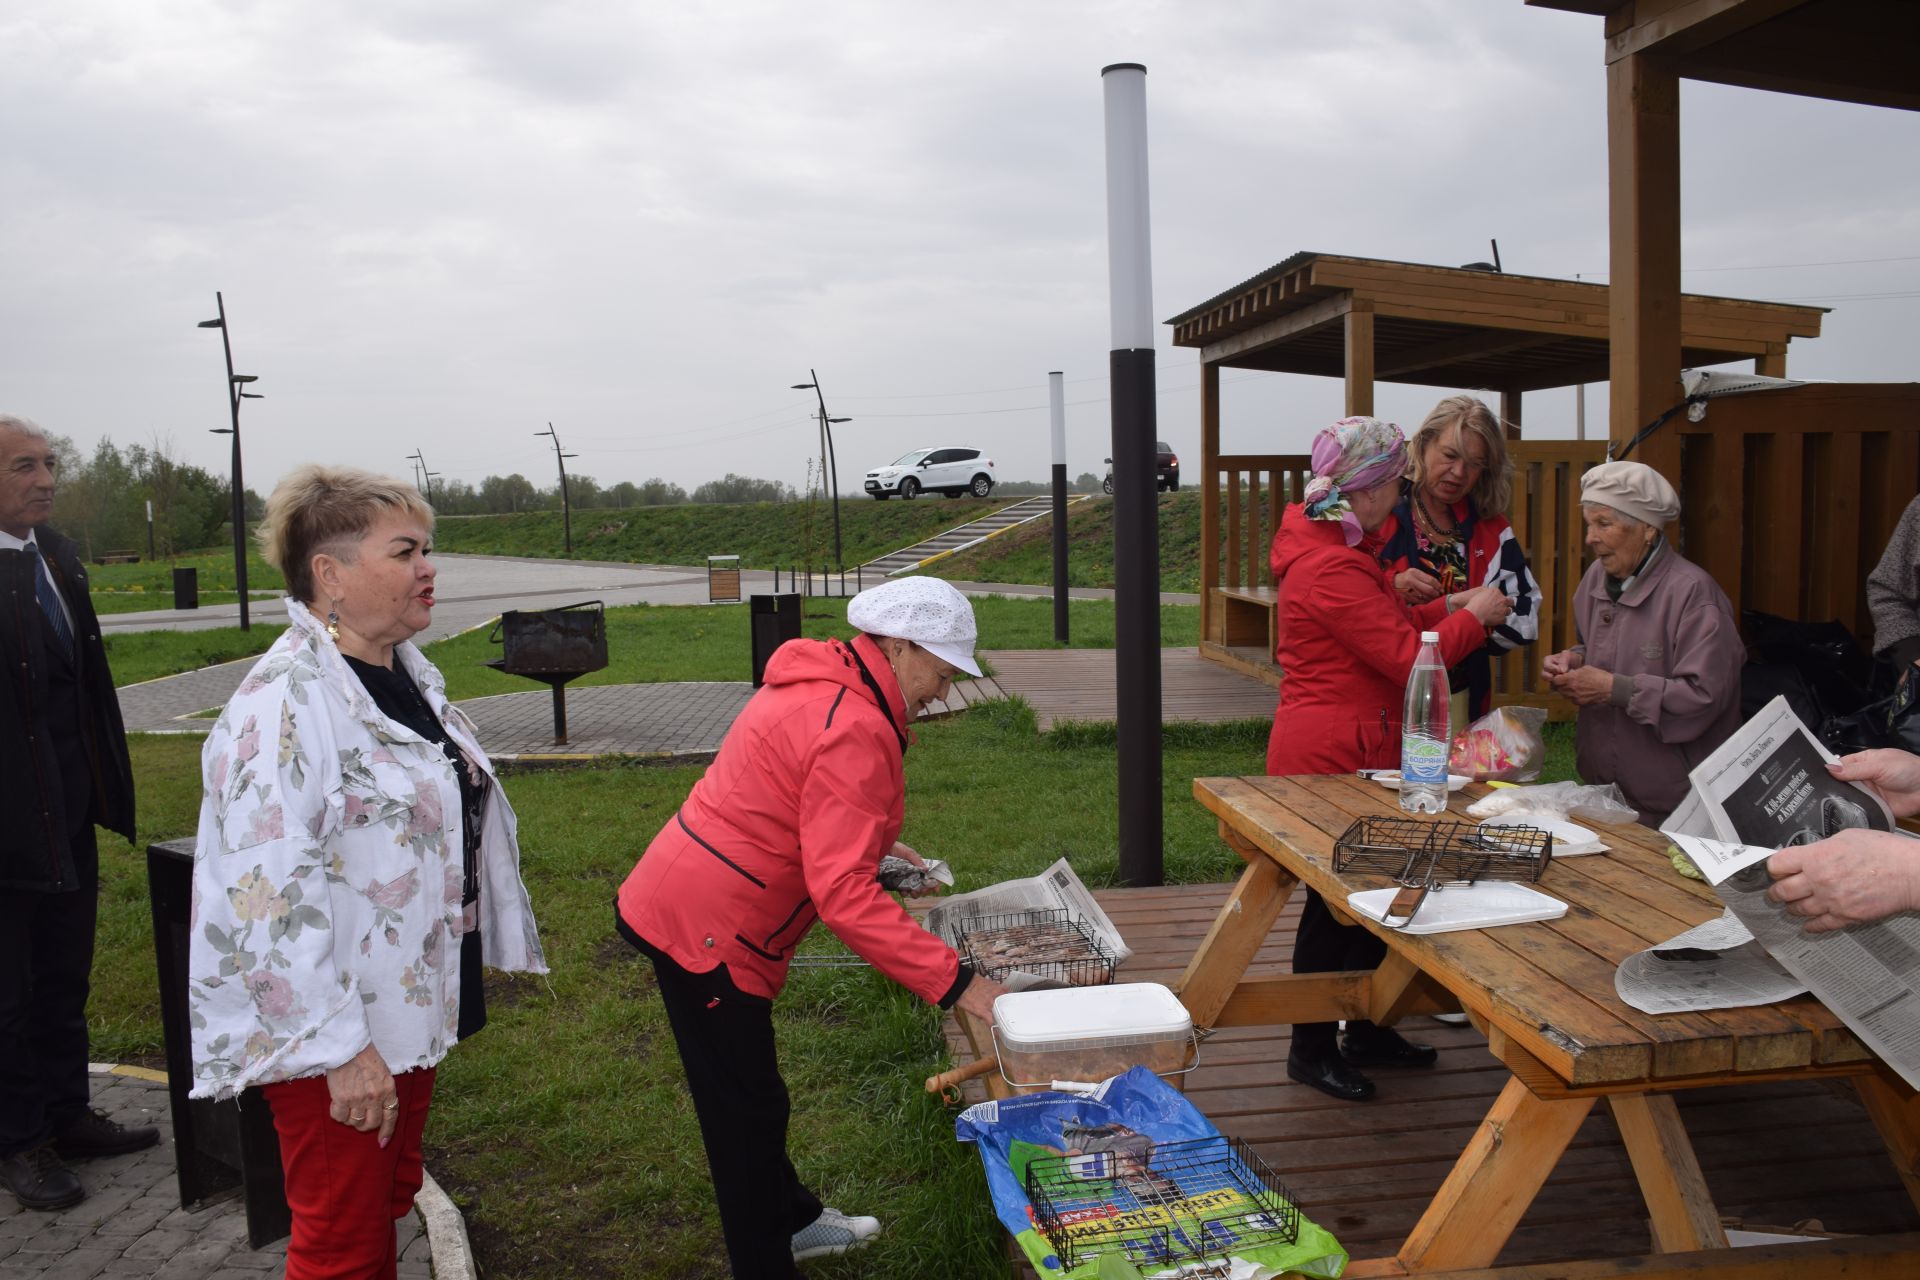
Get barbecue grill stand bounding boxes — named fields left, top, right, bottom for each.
left=484, top=600, right=608, bottom=745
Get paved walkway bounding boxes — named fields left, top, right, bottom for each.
left=3, top=1070, right=430, bottom=1280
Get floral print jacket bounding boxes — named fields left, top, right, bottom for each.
left=187, top=599, right=547, bottom=1101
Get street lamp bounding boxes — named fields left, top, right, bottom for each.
left=792, top=370, right=849, bottom=570
left=197, top=293, right=257, bottom=630
left=534, top=423, right=579, bottom=556
left=407, top=449, right=439, bottom=506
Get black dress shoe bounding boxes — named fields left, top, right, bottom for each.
left=1, top=1145, right=85, bottom=1211
left=1286, top=1053, right=1376, bottom=1101
left=52, top=1108, right=160, bottom=1160
left=1340, top=1026, right=1438, bottom=1069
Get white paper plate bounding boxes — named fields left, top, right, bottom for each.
left=1373, top=771, right=1470, bottom=792
left=1346, top=882, right=1568, bottom=934
left=1477, top=814, right=1607, bottom=857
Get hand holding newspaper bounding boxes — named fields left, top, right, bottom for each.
left=1638, top=697, right=1920, bottom=1088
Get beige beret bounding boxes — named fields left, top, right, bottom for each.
left=1581, top=460, right=1680, bottom=527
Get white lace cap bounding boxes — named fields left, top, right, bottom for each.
left=846, top=576, right=981, bottom=676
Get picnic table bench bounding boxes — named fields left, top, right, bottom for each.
left=1171, top=772, right=1920, bottom=1276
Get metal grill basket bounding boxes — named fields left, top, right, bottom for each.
left=954, top=908, right=1116, bottom=987
left=1024, top=1134, right=1300, bottom=1274
left=1332, top=817, right=1554, bottom=928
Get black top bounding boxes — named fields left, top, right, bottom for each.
left=342, top=653, right=488, bottom=1041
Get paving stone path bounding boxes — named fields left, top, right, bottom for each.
left=2, top=1070, right=430, bottom=1280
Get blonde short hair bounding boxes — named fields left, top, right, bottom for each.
left=1405, top=395, right=1513, bottom=517
left=259, top=465, right=434, bottom=604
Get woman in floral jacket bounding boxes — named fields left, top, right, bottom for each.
left=189, top=466, right=544, bottom=1280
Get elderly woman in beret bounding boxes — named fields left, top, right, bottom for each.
left=1542, top=460, right=1746, bottom=826
left=189, top=465, right=546, bottom=1280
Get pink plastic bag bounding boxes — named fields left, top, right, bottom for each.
left=1448, top=705, right=1548, bottom=782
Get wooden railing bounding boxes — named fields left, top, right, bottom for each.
left=1492, top=441, right=1606, bottom=713
left=1674, top=384, right=1920, bottom=647
left=1205, top=453, right=1314, bottom=602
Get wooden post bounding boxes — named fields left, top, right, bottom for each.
left=1756, top=346, right=1788, bottom=377
left=1607, top=51, right=1683, bottom=483
left=1500, top=389, right=1523, bottom=440
left=1200, top=361, right=1221, bottom=641
left=1344, top=300, right=1375, bottom=417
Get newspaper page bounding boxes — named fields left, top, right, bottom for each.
left=1614, top=909, right=1806, bottom=1014
left=921, top=857, right=1132, bottom=966
left=1654, top=696, right=1920, bottom=1088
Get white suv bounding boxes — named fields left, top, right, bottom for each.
left=864, top=446, right=995, bottom=500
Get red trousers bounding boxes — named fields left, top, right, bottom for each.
left=262, top=1067, right=437, bottom=1280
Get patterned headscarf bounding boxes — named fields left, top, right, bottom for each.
left=1303, top=416, right=1409, bottom=546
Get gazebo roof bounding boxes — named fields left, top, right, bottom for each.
left=1164, top=251, right=1826, bottom=393
left=1527, top=0, right=1920, bottom=113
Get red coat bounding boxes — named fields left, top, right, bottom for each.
left=1266, top=504, right=1489, bottom=776
left=616, top=632, right=962, bottom=1004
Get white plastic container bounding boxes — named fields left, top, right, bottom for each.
left=991, top=982, right=1195, bottom=1093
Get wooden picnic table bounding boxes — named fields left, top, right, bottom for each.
left=1175, top=772, right=1920, bottom=1277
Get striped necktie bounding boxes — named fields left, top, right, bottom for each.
left=26, top=542, right=75, bottom=657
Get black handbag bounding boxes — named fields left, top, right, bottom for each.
left=1820, top=664, right=1920, bottom=756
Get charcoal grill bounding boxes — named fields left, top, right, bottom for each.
left=484, top=599, right=608, bottom=745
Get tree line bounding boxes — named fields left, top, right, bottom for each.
left=430, top=471, right=797, bottom=514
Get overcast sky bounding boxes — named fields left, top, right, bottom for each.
left=4, top=1, right=1916, bottom=499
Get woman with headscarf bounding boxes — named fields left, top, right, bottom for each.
left=1269, top=418, right=1514, bottom=1101
left=1377, top=395, right=1543, bottom=721
left=1542, top=460, right=1745, bottom=826
left=615, top=576, right=1011, bottom=1279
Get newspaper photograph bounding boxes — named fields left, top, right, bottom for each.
left=1653, top=695, right=1920, bottom=1088
left=921, top=857, right=1133, bottom=967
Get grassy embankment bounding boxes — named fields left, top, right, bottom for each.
left=85, top=549, right=284, bottom=614
left=432, top=496, right=1019, bottom=570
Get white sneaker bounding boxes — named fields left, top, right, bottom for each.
left=792, top=1206, right=882, bottom=1260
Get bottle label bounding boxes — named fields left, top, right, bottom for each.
left=1402, top=734, right=1449, bottom=784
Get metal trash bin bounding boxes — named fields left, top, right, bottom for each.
left=172, top=567, right=199, bottom=610
left=148, top=840, right=290, bottom=1248
left=751, top=593, right=802, bottom=687
left=484, top=600, right=609, bottom=745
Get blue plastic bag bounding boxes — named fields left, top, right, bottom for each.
left=955, top=1067, right=1347, bottom=1278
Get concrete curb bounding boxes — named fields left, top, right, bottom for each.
left=416, top=1169, right=478, bottom=1280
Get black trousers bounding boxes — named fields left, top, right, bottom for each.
left=0, top=826, right=99, bottom=1158
left=1290, top=887, right=1387, bottom=1061
left=617, top=913, right=821, bottom=1280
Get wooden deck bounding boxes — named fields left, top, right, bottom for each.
left=979, top=647, right=1278, bottom=731
left=940, top=881, right=1920, bottom=1275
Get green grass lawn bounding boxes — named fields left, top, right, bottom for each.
left=425, top=596, right=1201, bottom=701
left=103, top=625, right=286, bottom=687
left=86, top=550, right=285, bottom=614
left=105, top=704, right=1266, bottom=1279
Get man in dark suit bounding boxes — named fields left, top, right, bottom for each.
left=0, top=414, right=151, bottom=1210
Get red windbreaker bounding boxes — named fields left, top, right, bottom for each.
left=616, top=632, right=962, bottom=1005
left=1266, top=504, right=1488, bottom=776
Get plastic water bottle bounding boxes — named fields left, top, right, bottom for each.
left=1400, top=631, right=1451, bottom=815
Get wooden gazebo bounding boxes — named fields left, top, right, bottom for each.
left=1166, top=252, right=1826, bottom=705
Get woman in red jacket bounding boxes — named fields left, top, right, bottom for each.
left=616, top=577, right=1009, bottom=1279
left=1270, top=418, right=1513, bottom=1101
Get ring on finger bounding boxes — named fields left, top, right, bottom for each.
left=383, top=1101, right=400, bottom=1112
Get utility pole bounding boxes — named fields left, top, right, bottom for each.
left=534, top=423, right=578, bottom=555
left=407, top=449, right=437, bottom=506
left=791, top=371, right=850, bottom=570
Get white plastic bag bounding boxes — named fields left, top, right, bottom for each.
left=1448, top=705, right=1548, bottom=782
left=1466, top=781, right=1640, bottom=826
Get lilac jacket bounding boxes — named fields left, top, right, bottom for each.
left=1572, top=547, right=1746, bottom=826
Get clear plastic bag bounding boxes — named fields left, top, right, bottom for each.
left=1466, top=781, right=1640, bottom=826
left=1448, top=705, right=1548, bottom=782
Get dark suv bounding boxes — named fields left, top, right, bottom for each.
left=1100, top=442, right=1180, bottom=493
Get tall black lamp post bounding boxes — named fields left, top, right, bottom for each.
left=197, top=292, right=260, bottom=631
left=534, top=423, right=578, bottom=556
left=792, top=370, right=849, bottom=570
left=407, top=449, right=439, bottom=506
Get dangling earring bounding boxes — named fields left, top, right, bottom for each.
left=326, top=604, right=341, bottom=641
